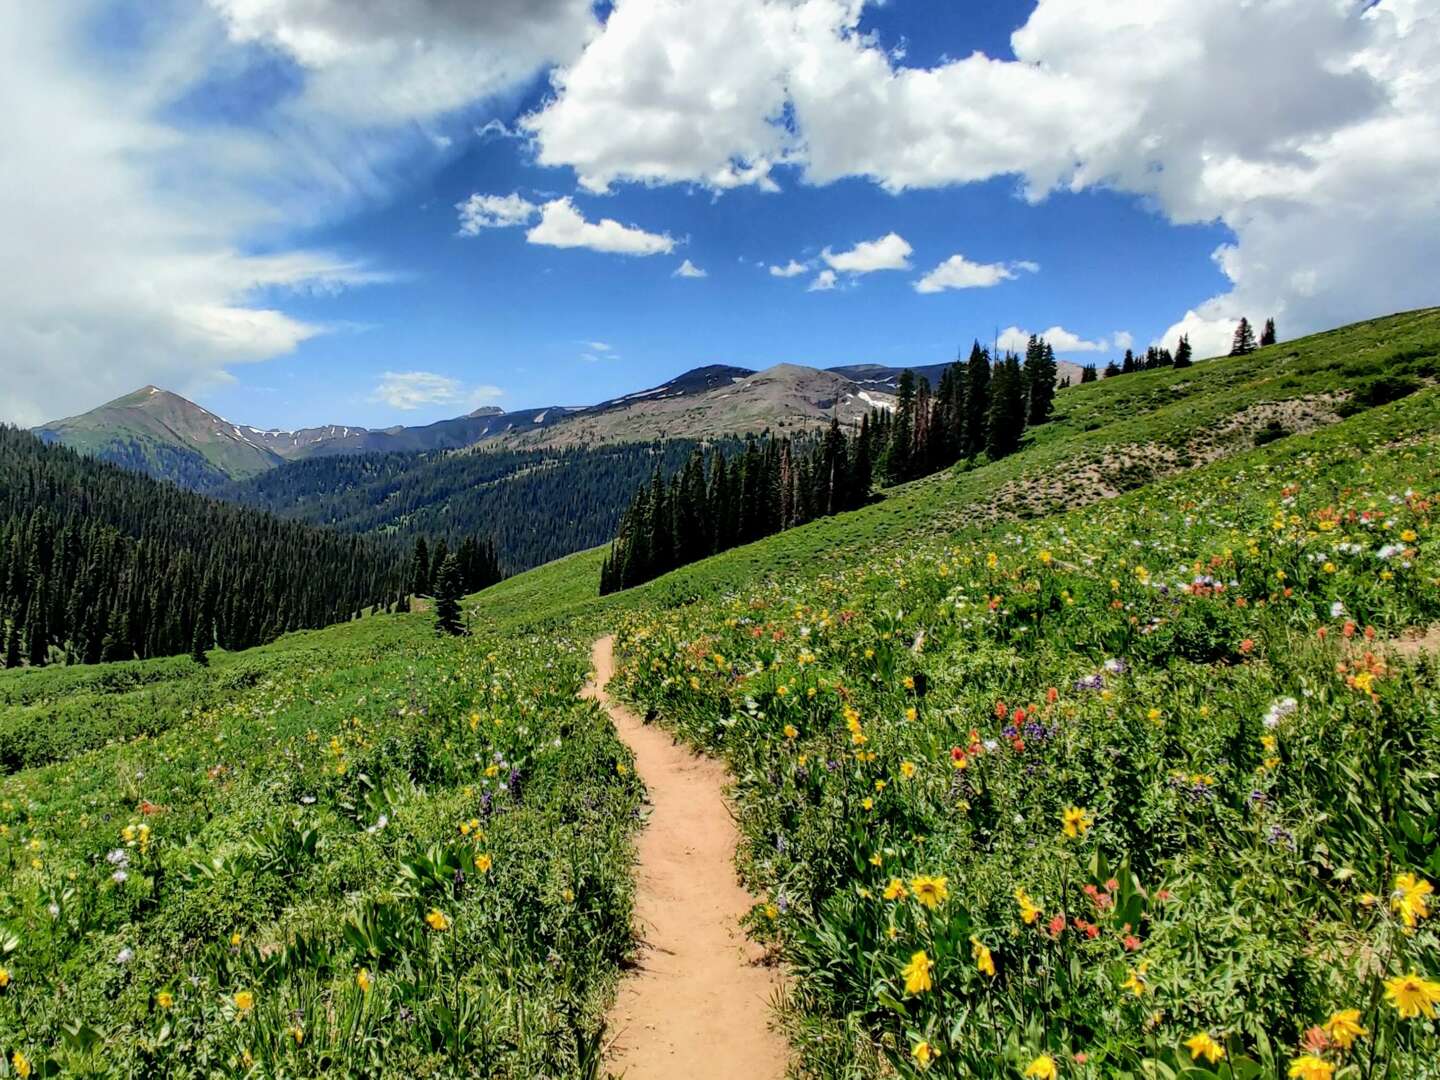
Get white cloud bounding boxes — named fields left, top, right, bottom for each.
left=0, top=2, right=404, bottom=426
left=807, top=269, right=838, bottom=292
left=997, top=325, right=1109, bottom=354
left=523, top=0, right=1440, bottom=348
left=456, top=193, right=537, bottom=234
left=525, top=197, right=675, bottom=256
left=768, top=259, right=810, bottom=278
left=454, top=193, right=675, bottom=256
left=581, top=340, right=614, bottom=353
left=822, top=232, right=912, bottom=274
left=370, top=371, right=502, bottom=411
left=673, top=258, right=708, bottom=278
left=1113, top=330, right=1135, bottom=351
left=914, top=255, right=1037, bottom=294
left=207, top=0, right=598, bottom=124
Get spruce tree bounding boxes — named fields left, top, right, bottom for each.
left=1231, top=317, right=1257, bottom=356
left=1024, top=337, right=1058, bottom=426
left=985, top=354, right=1027, bottom=460
left=410, top=537, right=431, bottom=596
left=1080, top=364, right=1098, bottom=383
left=887, top=370, right=916, bottom=483
left=1174, top=335, right=1193, bottom=368
left=1260, top=318, right=1277, bottom=347
left=1121, top=349, right=1138, bottom=374
left=961, top=342, right=991, bottom=457
left=1103, top=360, right=1121, bottom=379
left=190, top=615, right=210, bottom=666
left=433, top=554, right=464, bottom=636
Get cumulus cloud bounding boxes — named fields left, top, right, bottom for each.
left=207, top=0, right=598, bottom=123
left=1113, top=330, right=1135, bottom=351
left=768, top=259, right=810, bottom=278
left=0, top=2, right=406, bottom=426
left=454, top=193, right=675, bottom=256
left=997, top=325, right=1109, bottom=354
left=525, top=197, right=674, bottom=256
left=914, top=255, right=1037, bottom=294
left=807, top=269, right=839, bottom=292
left=370, top=371, right=502, bottom=411
left=523, top=0, right=1440, bottom=349
left=455, top=192, right=537, bottom=234
left=673, top=259, right=708, bottom=278
left=822, top=232, right=912, bottom=274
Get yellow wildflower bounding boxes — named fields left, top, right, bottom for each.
left=11, top=1051, right=31, bottom=1079
left=1061, top=806, right=1092, bottom=839
left=475, top=852, right=493, bottom=874
left=909, top=875, right=949, bottom=909
left=155, top=990, right=174, bottom=1008
left=1384, top=971, right=1440, bottom=1019
left=911, top=1040, right=939, bottom=1069
left=883, top=878, right=908, bottom=901
left=902, top=950, right=934, bottom=995
left=1014, top=888, right=1041, bottom=925
left=1287, top=1055, right=1333, bottom=1080
left=233, top=990, right=255, bottom=1012
left=1184, top=1033, right=1225, bottom=1064
left=970, top=936, right=995, bottom=978
left=424, top=909, right=450, bottom=932
left=1321, top=1009, right=1365, bottom=1050
left=1120, top=961, right=1150, bottom=997
left=1391, top=872, right=1432, bottom=928
left=783, top=724, right=799, bottom=739
left=900, top=761, right=916, bottom=779
left=356, top=969, right=372, bottom=994
left=1023, top=1054, right=1058, bottom=1079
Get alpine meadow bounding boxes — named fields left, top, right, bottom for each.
left=3, top=2, right=1439, bottom=1078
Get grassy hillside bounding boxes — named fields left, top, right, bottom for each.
left=2, top=309, right=1437, bottom=1076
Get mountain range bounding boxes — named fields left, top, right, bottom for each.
left=32, top=360, right=928, bottom=490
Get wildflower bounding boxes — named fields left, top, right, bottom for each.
left=902, top=950, right=934, bottom=995
left=1014, top=888, right=1041, bottom=925
left=1061, top=807, right=1092, bottom=839
left=425, top=909, right=450, bottom=932
left=910, top=875, right=948, bottom=909
left=233, top=990, right=255, bottom=1013
left=230, top=932, right=243, bottom=948
left=1047, top=914, right=1066, bottom=937
left=970, top=936, right=995, bottom=978
left=1120, top=961, right=1149, bottom=996
left=475, top=853, right=493, bottom=874
left=1384, top=971, right=1440, bottom=1019
left=290, top=1026, right=305, bottom=1046
left=1184, top=1033, right=1225, bottom=1065
left=900, top=761, right=916, bottom=779
left=1391, top=872, right=1432, bottom=928
left=883, top=878, right=908, bottom=901
left=0, top=968, right=9, bottom=989
left=1321, top=1009, right=1365, bottom=1050
left=156, top=990, right=174, bottom=1008
left=911, top=1040, right=939, bottom=1069
left=12, top=1051, right=31, bottom=1079
left=356, top=969, right=372, bottom=994
left=1286, top=1055, right=1333, bottom=1080
left=783, top=724, right=798, bottom=739
left=1023, top=1054, right=1058, bottom=1079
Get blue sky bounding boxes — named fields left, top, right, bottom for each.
left=4, top=1, right=1434, bottom=429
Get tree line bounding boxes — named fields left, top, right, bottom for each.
left=600, top=333, right=1064, bottom=593
left=0, top=426, right=469, bottom=669
left=1070, top=316, right=1277, bottom=383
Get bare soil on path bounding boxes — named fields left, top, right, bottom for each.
left=583, top=636, right=787, bottom=1080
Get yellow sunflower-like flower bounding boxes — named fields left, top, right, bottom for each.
left=1061, top=807, right=1092, bottom=839
left=883, top=878, right=908, bottom=901
left=1014, top=887, right=1041, bottom=925
left=424, top=909, right=450, bottom=932
left=1023, top=1054, right=1058, bottom=1079
left=902, top=950, right=934, bottom=995
left=909, top=874, right=949, bottom=909
left=1321, top=1009, right=1365, bottom=1050
left=911, top=1040, right=939, bottom=1069
left=1287, top=1055, right=1333, bottom=1080
left=1390, top=872, right=1432, bottom=928
left=970, top=936, right=996, bottom=978
left=1184, top=1032, right=1225, bottom=1064
left=1384, top=971, right=1440, bottom=1019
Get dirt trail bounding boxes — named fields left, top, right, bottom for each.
left=583, top=636, right=787, bottom=1080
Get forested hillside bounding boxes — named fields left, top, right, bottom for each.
left=0, top=427, right=405, bottom=667
left=226, top=439, right=740, bottom=573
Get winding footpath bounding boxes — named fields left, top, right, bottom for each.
left=583, top=636, right=787, bottom=1080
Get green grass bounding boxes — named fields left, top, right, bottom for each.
left=2, top=308, right=1438, bottom=1077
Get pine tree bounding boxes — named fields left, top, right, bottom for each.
left=962, top=342, right=991, bottom=457
left=1024, top=337, right=1059, bottom=426
left=1121, top=348, right=1138, bottom=374
left=1260, top=317, right=1277, bottom=347
left=3, top=607, right=20, bottom=669
left=849, top=414, right=873, bottom=509
left=1174, top=335, right=1193, bottom=368
left=410, top=537, right=431, bottom=596
left=1103, top=360, right=1121, bottom=379
left=190, top=615, right=210, bottom=666
left=887, top=370, right=916, bottom=483
left=1230, top=317, right=1257, bottom=356
left=985, top=354, right=1026, bottom=460
left=1080, top=365, right=1098, bottom=383
left=433, top=554, right=464, bottom=636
